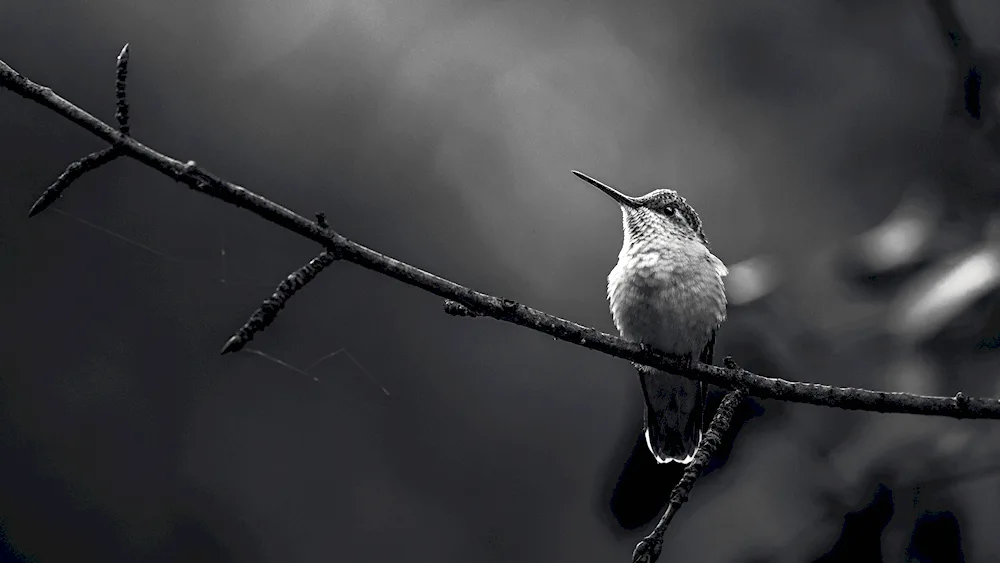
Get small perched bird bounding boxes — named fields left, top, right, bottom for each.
left=573, top=170, right=728, bottom=464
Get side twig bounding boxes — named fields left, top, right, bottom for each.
left=26, top=43, right=131, bottom=218
left=221, top=248, right=339, bottom=354
left=114, top=43, right=130, bottom=135
left=28, top=146, right=121, bottom=217
left=3, top=49, right=1000, bottom=420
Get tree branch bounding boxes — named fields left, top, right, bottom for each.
left=2, top=50, right=1000, bottom=423
left=221, top=249, right=340, bottom=354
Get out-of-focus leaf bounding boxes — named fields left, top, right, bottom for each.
left=811, top=484, right=893, bottom=563
left=855, top=185, right=941, bottom=274
left=906, top=511, right=965, bottom=563
left=981, top=209, right=1000, bottom=243
left=726, top=255, right=782, bottom=306
left=887, top=244, right=1000, bottom=344
left=882, top=346, right=939, bottom=396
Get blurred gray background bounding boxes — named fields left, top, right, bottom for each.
left=2, top=0, right=1000, bottom=561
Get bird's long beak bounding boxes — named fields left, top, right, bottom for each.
left=571, top=170, right=641, bottom=209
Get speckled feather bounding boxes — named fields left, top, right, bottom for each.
left=606, top=191, right=728, bottom=464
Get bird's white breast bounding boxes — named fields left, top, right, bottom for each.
left=607, top=241, right=728, bottom=356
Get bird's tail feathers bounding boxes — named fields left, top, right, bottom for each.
left=640, top=369, right=705, bottom=464
left=645, top=427, right=702, bottom=464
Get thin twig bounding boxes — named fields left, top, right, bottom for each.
left=27, top=146, right=120, bottom=217
left=26, top=42, right=134, bottom=217
left=114, top=43, right=130, bottom=134
left=221, top=250, right=339, bottom=354
left=633, top=380, right=748, bottom=563
left=3, top=50, right=1000, bottom=420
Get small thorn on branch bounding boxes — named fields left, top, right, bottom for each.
left=955, top=391, right=970, bottom=410
left=28, top=146, right=121, bottom=217
left=632, top=386, right=748, bottom=563
left=115, top=43, right=130, bottom=134
left=443, top=299, right=479, bottom=317
left=220, top=250, right=339, bottom=355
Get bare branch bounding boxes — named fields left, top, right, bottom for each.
left=114, top=43, right=131, bottom=134
left=26, top=42, right=134, bottom=217
left=3, top=50, right=1000, bottom=424
left=221, top=250, right=339, bottom=354
left=28, top=146, right=121, bottom=217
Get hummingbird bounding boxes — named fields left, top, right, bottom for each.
left=573, top=170, right=728, bottom=464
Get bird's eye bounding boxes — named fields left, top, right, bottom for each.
left=672, top=208, right=689, bottom=225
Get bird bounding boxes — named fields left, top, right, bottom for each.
left=573, top=170, right=728, bottom=464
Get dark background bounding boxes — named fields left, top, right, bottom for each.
left=2, top=0, right=1000, bottom=561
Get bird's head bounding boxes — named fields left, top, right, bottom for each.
left=572, top=170, right=707, bottom=246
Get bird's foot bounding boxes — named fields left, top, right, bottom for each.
left=632, top=361, right=655, bottom=376
left=633, top=345, right=695, bottom=373
left=633, top=344, right=657, bottom=375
